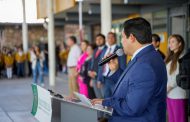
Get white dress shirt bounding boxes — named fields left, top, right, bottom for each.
left=103, top=44, right=117, bottom=76
left=67, top=44, right=81, bottom=67
left=167, top=61, right=188, bottom=99
left=131, top=44, right=152, bottom=61
left=98, top=45, right=105, bottom=50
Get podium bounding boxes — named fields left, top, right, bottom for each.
left=51, top=97, right=61, bottom=122
left=31, top=85, right=111, bottom=122
left=52, top=97, right=112, bottom=122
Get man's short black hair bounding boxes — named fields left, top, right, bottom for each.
left=69, top=36, right=77, bottom=44
left=152, top=34, right=161, bottom=42
left=96, top=33, right=105, bottom=40
left=123, top=17, right=152, bottom=44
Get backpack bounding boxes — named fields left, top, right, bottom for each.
left=176, top=49, right=190, bottom=89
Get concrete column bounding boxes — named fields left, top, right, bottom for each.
left=101, top=0, right=112, bottom=36
left=79, top=1, right=83, bottom=31
left=47, top=0, right=55, bottom=86
left=22, top=0, right=28, bottom=52
left=22, top=0, right=29, bottom=76
left=78, top=0, right=83, bottom=42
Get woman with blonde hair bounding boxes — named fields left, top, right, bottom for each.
left=165, top=34, right=188, bottom=122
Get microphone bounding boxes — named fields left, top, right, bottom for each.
left=98, top=49, right=124, bottom=66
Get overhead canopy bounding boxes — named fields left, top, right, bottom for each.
left=37, top=0, right=188, bottom=25
left=36, top=0, right=76, bottom=19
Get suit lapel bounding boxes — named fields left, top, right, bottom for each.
left=112, top=45, right=155, bottom=95
left=100, top=46, right=107, bottom=59
left=114, top=45, right=119, bottom=52
left=113, top=58, right=137, bottom=94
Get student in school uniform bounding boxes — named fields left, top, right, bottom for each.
left=0, top=51, right=4, bottom=78
left=59, top=43, right=69, bottom=73
left=15, top=47, right=26, bottom=77
left=4, top=51, right=14, bottom=79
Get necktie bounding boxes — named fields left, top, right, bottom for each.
left=107, top=47, right=112, bottom=55
left=95, top=49, right=101, bottom=58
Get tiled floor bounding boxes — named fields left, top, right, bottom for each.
left=0, top=73, right=69, bottom=122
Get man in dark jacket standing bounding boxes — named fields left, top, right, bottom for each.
left=152, top=33, right=165, bottom=59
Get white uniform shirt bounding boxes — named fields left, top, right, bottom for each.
left=67, top=44, right=81, bottom=67
left=131, top=44, right=152, bottom=61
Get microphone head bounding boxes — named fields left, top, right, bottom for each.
left=116, top=49, right=124, bottom=56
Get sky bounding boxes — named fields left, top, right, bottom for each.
left=0, top=0, right=44, bottom=23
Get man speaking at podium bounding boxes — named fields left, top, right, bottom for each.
left=92, top=17, right=167, bottom=122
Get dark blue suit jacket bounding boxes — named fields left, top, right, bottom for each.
left=90, top=46, right=106, bottom=79
left=102, top=45, right=167, bottom=122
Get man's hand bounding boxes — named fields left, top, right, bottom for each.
left=108, top=58, right=119, bottom=72
left=89, top=80, right=93, bottom=87
left=91, top=72, right=97, bottom=78
left=97, top=81, right=102, bottom=88
left=91, top=99, right=104, bottom=105
left=88, top=71, right=96, bottom=78
left=74, top=69, right=79, bottom=77
left=64, top=95, right=76, bottom=101
left=167, top=86, right=173, bottom=93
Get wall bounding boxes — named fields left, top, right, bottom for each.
left=0, top=24, right=64, bottom=48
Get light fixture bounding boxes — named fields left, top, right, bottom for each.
left=88, top=9, right=92, bottom=15
left=124, top=0, right=128, bottom=4
left=65, top=15, right=69, bottom=21
left=45, top=18, right=49, bottom=22
left=75, top=0, right=83, bottom=2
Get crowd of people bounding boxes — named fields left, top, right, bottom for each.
left=66, top=32, right=126, bottom=99
left=65, top=31, right=189, bottom=121
left=0, top=18, right=189, bottom=122
left=0, top=45, right=61, bottom=86
left=0, top=43, right=68, bottom=86
left=0, top=46, right=28, bottom=79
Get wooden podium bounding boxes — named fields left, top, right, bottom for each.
left=51, top=97, right=112, bottom=122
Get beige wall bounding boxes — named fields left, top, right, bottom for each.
left=0, top=25, right=64, bottom=48
left=0, top=24, right=90, bottom=49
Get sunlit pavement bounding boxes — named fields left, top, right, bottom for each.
left=0, top=73, right=68, bottom=122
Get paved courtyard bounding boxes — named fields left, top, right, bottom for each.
left=0, top=73, right=69, bottom=122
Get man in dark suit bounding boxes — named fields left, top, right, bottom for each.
left=97, top=32, right=126, bottom=98
left=88, top=33, right=106, bottom=98
left=92, top=17, right=167, bottom=122
left=152, top=34, right=165, bottom=59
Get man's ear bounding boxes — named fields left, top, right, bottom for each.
left=157, top=41, right=160, bottom=46
left=129, top=33, right=136, bottom=43
left=122, top=32, right=127, bottom=38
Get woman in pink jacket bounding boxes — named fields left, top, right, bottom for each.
left=76, top=40, right=89, bottom=97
